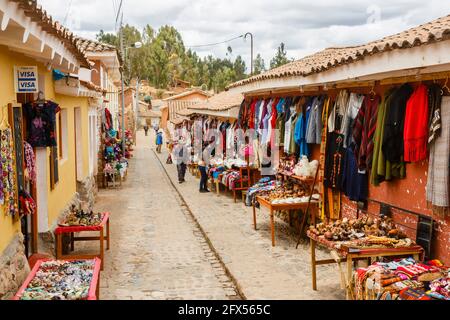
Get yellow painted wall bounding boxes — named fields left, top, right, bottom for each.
left=0, top=45, right=91, bottom=254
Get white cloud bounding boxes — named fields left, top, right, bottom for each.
left=38, top=0, right=450, bottom=71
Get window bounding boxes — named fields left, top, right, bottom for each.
left=57, top=109, right=68, bottom=161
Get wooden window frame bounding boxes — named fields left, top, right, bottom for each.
left=58, top=112, right=63, bottom=159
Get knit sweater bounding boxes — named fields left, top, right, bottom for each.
left=404, top=84, right=429, bottom=162
left=382, top=84, right=413, bottom=163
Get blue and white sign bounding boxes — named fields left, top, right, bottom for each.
left=14, top=66, right=39, bottom=93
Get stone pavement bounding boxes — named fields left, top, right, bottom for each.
left=86, top=132, right=239, bottom=300
left=155, top=136, right=345, bottom=300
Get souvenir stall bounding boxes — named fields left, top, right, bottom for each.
left=13, top=258, right=102, bottom=300
left=100, top=107, right=128, bottom=188
left=350, top=258, right=449, bottom=300
left=55, top=206, right=110, bottom=270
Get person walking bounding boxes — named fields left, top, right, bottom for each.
left=198, top=160, right=210, bottom=193
left=143, top=124, right=149, bottom=136
left=156, top=130, right=163, bottom=153
left=174, top=138, right=187, bottom=184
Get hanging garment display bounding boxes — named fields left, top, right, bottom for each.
left=341, top=144, right=368, bottom=202
left=353, top=95, right=381, bottom=171
left=404, top=84, right=429, bottom=163
left=23, top=100, right=61, bottom=147
left=284, top=112, right=296, bottom=154
left=342, top=93, right=365, bottom=148
left=1, top=126, right=18, bottom=216
left=328, top=90, right=350, bottom=133
left=382, top=84, right=413, bottom=163
left=294, top=101, right=310, bottom=158
left=426, top=96, right=450, bottom=213
left=371, top=89, right=406, bottom=186
left=306, top=96, right=325, bottom=145
left=428, top=84, right=443, bottom=145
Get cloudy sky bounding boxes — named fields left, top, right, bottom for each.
left=39, top=0, right=450, bottom=71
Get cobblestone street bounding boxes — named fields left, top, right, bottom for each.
left=88, top=131, right=344, bottom=300
left=91, top=132, right=239, bottom=300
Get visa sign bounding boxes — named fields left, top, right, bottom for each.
left=14, top=66, right=39, bottom=93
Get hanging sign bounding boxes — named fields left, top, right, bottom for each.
left=14, top=66, right=39, bottom=93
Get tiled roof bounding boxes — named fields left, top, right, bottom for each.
left=80, top=80, right=104, bottom=93
left=228, top=14, right=450, bottom=89
left=75, top=37, right=117, bottom=54
left=189, top=90, right=244, bottom=111
left=11, top=0, right=91, bottom=68
left=163, top=89, right=212, bottom=101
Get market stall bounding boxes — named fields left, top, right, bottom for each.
left=307, top=216, right=424, bottom=299
left=55, top=207, right=110, bottom=270
left=13, top=258, right=102, bottom=300
left=351, top=258, right=449, bottom=300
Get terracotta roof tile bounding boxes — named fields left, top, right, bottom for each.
left=228, top=14, right=450, bottom=89
left=189, top=90, right=244, bottom=112
left=11, top=0, right=91, bottom=68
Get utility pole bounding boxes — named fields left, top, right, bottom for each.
left=244, top=32, right=254, bottom=75
left=119, top=11, right=126, bottom=157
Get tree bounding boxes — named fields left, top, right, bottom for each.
left=253, top=53, right=266, bottom=75
left=233, top=55, right=246, bottom=81
left=270, top=42, right=289, bottom=69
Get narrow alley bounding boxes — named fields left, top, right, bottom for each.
left=89, top=131, right=344, bottom=300
left=91, top=131, right=239, bottom=300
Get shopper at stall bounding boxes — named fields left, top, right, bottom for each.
left=155, top=130, right=163, bottom=153
left=198, top=160, right=210, bottom=193
left=174, top=138, right=187, bottom=184
left=143, top=124, right=149, bottom=136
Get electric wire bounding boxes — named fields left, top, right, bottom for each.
left=186, top=34, right=244, bottom=48
left=62, top=0, right=73, bottom=25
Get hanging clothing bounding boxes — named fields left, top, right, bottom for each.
left=306, top=96, right=325, bottom=144
left=371, top=90, right=406, bottom=186
left=382, top=84, right=413, bottom=163
left=428, top=84, right=443, bottom=145
left=426, top=96, right=450, bottom=212
left=23, top=100, right=61, bottom=147
left=328, top=90, right=349, bottom=133
left=294, top=107, right=309, bottom=158
left=284, top=112, right=296, bottom=154
left=404, top=84, right=429, bottom=163
left=341, top=144, right=368, bottom=202
left=353, top=95, right=381, bottom=171
left=289, top=113, right=299, bottom=155
left=342, top=93, right=365, bottom=148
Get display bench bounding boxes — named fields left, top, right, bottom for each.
left=307, top=231, right=424, bottom=299
left=55, top=213, right=110, bottom=271
left=13, top=258, right=102, bottom=300
left=253, top=195, right=319, bottom=247
left=211, top=167, right=260, bottom=200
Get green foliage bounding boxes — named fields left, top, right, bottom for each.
left=96, top=25, right=252, bottom=92
left=144, top=95, right=152, bottom=103
left=253, top=53, right=266, bottom=75
left=270, top=42, right=290, bottom=69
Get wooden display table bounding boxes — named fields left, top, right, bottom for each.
left=307, top=231, right=424, bottom=299
left=13, top=258, right=102, bottom=300
left=253, top=196, right=318, bottom=247
left=55, top=213, right=110, bottom=270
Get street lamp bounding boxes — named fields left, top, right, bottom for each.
left=244, top=32, right=254, bottom=75
left=120, top=40, right=142, bottom=157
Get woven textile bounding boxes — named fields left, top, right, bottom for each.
left=426, top=96, right=450, bottom=212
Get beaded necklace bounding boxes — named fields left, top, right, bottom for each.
left=330, top=136, right=343, bottom=188
left=1, top=126, right=18, bottom=216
